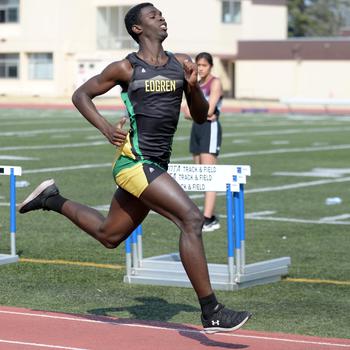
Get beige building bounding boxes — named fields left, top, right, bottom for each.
left=0, top=0, right=287, bottom=98
left=236, top=39, right=350, bottom=100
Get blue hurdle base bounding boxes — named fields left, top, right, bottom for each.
left=0, top=166, right=22, bottom=267
left=123, top=252, right=290, bottom=291
left=0, top=254, right=19, bottom=265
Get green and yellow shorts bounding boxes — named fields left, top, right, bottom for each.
left=112, top=155, right=166, bottom=198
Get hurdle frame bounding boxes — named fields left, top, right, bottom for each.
left=123, top=164, right=291, bottom=291
left=0, top=165, right=21, bottom=265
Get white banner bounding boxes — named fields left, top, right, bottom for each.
left=167, top=164, right=250, bottom=192
left=0, top=165, right=22, bottom=176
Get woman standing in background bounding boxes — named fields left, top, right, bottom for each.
left=185, top=52, right=223, bottom=232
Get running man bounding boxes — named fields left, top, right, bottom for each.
left=18, top=2, right=251, bottom=333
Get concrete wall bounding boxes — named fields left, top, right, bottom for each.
left=236, top=60, right=350, bottom=100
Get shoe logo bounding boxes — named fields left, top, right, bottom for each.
left=149, top=167, right=154, bottom=173
left=211, top=320, right=220, bottom=326
left=141, top=68, right=146, bottom=73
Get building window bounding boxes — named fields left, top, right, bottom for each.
left=0, top=53, right=19, bottom=78
left=222, top=0, right=241, bottom=24
left=28, top=53, right=53, bottom=80
left=97, top=6, right=136, bottom=50
left=0, top=0, right=19, bottom=23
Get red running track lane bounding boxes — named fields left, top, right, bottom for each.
left=0, top=306, right=349, bottom=350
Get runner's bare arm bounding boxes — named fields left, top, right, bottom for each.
left=72, top=59, right=132, bottom=146
left=175, top=54, right=208, bottom=124
left=207, top=78, right=223, bottom=121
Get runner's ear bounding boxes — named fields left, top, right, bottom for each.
left=132, top=24, right=142, bottom=36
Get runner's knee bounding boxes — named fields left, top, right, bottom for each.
left=181, top=209, right=204, bottom=236
left=98, top=227, right=124, bottom=249
left=101, top=239, right=120, bottom=249
left=99, top=237, right=120, bottom=249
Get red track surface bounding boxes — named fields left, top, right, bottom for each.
left=0, top=306, right=349, bottom=350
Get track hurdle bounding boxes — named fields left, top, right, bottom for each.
left=0, top=165, right=22, bottom=265
left=124, top=164, right=291, bottom=291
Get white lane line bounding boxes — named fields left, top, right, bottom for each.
left=188, top=176, right=350, bottom=199
left=232, top=139, right=250, bottom=144
left=223, top=126, right=350, bottom=137
left=4, top=186, right=350, bottom=225
left=0, top=141, right=107, bottom=151
left=2, top=139, right=350, bottom=157
left=18, top=164, right=350, bottom=197
left=0, top=110, right=74, bottom=118
left=0, top=156, right=38, bottom=160
left=220, top=333, right=350, bottom=348
left=0, top=128, right=92, bottom=137
left=92, top=205, right=110, bottom=211
left=217, top=144, right=350, bottom=159
left=246, top=211, right=276, bottom=217
left=0, top=310, right=348, bottom=348
left=246, top=176, right=350, bottom=194
left=0, top=339, right=89, bottom=350
left=173, top=144, right=350, bottom=162
left=1, top=123, right=350, bottom=146
left=0, top=123, right=350, bottom=149
left=23, top=163, right=111, bottom=174
left=271, top=140, right=290, bottom=145
left=287, top=115, right=350, bottom=122
left=11, top=163, right=350, bottom=227
left=244, top=215, right=350, bottom=226
left=2, top=125, right=350, bottom=138
left=0, top=120, right=82, bottom=127
left=164, top=210, right=350, bottom=225
left=88, top=206, right=350, bottom=226
left=273, top=171, right=340, bottom=178
left=274, top=168, right=350, bottom=178
left=10, top=152, right=350, bottom=178
left=319, top=214, right=350, bottom=222
left=16, top=164, right=350, bottom=204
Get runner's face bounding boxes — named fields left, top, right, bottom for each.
left=139, top=6, right=168, bottom=42
left=196, top=58, right=212, bottom=79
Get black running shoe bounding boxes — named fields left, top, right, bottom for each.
left=201, top=304, right=252, bottom=334
left=18, top=179, right=59, bottom=214
left=202, top=215, right=220, bottom=232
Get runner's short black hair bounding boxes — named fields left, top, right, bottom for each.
left=125, top=2, right=154, bottom=43
left=195, top=52, right=214, bottom=66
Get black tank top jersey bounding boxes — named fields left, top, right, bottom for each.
left=121, top=52, right=185, bottom=169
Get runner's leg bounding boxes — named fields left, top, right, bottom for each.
left=139, top=172, right=212, bottom=298
left=60, top=187, right=149, bottom=248
left=200, top=153, right=217, bottom=218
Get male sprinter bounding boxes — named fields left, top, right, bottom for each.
left=19, top=3, right=251, bottom=333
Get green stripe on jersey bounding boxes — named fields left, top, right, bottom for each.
left=112, top=155, right=138, bottom=178
left=121, top=92, right=144, bottom=160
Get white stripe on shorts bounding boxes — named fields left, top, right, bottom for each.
left=209, top=121, right=218, bottom=154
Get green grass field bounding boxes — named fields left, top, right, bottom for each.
left=0, top=107, right=349, bottom=338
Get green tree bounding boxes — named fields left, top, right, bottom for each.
left=288, top=0, right=310, bottom=37
left=288, top=0, right=350, bottom=37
